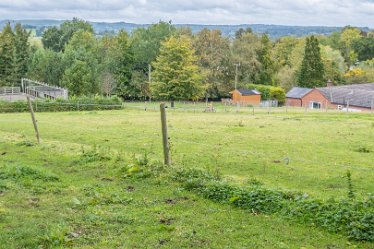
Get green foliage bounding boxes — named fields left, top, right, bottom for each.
left=297, top=36, right=325, bottom=87
left=0, top=96, right=122, bottom=113
left=113, top=30, right=135, bottom=98
left=174, top=168, right=374, bottom=241
left=42, top=18, right=94, bottom=52
left=193, top=28, right=231, bottom=98
left=41, top=26, right=64, bottom=52
left=27, top=48, right=64, bottom=87
left=257, top=34, right=276, bottom=85
left=352, top=36, right=374, bottom=62
left=0, top=23, right=15, bottom=86
left=247, top=83, right=286, bottom=104
left=151, top=36, right=205, bottom=103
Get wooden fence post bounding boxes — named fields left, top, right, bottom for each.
left=160, top=103, right=171, bottom=165
left=27, top=96, right=40, bottom=144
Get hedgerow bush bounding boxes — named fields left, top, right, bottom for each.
left=174, top=167, right=374, bottom=241
left=0, top=96, right=122, bottom=113
left=247, top=83, right=286, bottom=105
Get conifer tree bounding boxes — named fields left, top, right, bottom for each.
left=297, top=36, right=325, bottom=88
left=151, top=36, right=205, bottom=107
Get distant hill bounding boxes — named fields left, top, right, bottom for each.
left=0, top=19, right=371, bottom=39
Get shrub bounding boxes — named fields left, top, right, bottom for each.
left=247, top=84, right=286, bottom=105
left=0, top=96, right=122, bottom=113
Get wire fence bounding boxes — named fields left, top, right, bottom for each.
left=0, top=101, right=373, bottom=198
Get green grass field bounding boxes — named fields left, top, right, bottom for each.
left=0, top=107, right=373, bottom=248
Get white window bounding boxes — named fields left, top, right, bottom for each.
left=309, top=101, right=321, bottom=109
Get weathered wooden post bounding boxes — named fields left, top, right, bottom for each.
left=27, top=96, right=40, bottom=144
left=160, top=103, right=171, bottom=165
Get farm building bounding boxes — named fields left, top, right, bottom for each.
left=286, top=82, right=374, bottom=111
left=229, top=88, right=262, bottom=106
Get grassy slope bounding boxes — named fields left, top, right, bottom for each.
left=0, top=139, right=371, bottom=248
left=0, top=109, right=373, bottom=199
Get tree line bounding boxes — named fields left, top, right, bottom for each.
left=0, top=18, right=373, bottom=102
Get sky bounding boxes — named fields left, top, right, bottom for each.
left=0, top=0, right=373, bottom=27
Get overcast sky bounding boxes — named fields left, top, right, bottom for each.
left=0, top=0, right=373, bottom=27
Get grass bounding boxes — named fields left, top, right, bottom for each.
left=0, top=107, right=373, bottom=248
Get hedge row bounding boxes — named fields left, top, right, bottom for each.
left=0, top=96, right=123, bottom=113
left=173, top=168, right=374, bottom=241
left=247, top=83, right=286, bottom=105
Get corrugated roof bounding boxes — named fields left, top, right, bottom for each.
left=286, top=87, right=313, bottom=98
left=318, top=83, right=374, bottom=108
left=237, top=89, right=261, bottom=96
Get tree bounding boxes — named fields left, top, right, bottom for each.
left=235, top=27, right=253, bottom=39
left=42, top=18, right=94, bottom=52
left=42, top=27, right=64, bottom=52
left=297, top=36, right=325, bottom=88
left=13, top=24, right=30, bottom=84
left=27, top=48, right=64, bottom=86
left=113, top=30, right=134, bottom=98
left=130, top=21, right=175, bottom=71
left=257, top=34, right=276, bottom=85
left=231, top=32, right=262, bottom=85
left=62, top=31, right=99, bottom=94
left=0, top=23, right=15, bottom=86
left=352, top=36, right=374, bottom=62
left=151, top=36, right=205, bottom=107
left=320, top=45, right=346, bottom=83
left=62, top=60, right=92, bottom=95
left=340, top=27, right=362, bottom=68
left=193, top=28, right=231, bottom=98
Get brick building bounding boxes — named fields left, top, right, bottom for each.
left=286, top=83, right=374, bottom=112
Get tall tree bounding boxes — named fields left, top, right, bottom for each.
left=62, top=31, right=99, bottom=94
left=130, top=21, right=175, bottom=71
left=193, top=28, right=231, bottom=98
left=61, top=60, right=92, bottom=95
left=297, top=36, right=325, bottom=88
left=42, top=27, right=64, bottom=52
left=257, top=34, right=276, bottom=85
left=340, top=27, right=362, bottom=68
left=151, top=36, right=204, bottom=107
left=113, top=30, right=135, bottom=98
left=13, top=24, right=30, bottom=84
left=0, top=23, right=15, bottom=86
left=231, top=32, right=262, bottom=85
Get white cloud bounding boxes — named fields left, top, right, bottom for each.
left=0, top=0, right=373, bottom=27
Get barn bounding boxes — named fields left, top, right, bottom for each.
left=229, top=89, right=261, bottom=106
left=286, top=82, right=374, bottom=111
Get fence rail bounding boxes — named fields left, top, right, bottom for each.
left=0, top=87, right=21, bottom=95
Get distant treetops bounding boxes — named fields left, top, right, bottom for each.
left=0, top=19, right=373, bottom=100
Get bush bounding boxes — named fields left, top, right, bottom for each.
left=247, top=84, right=286, bottom=105
left=0, top=96, right=122, bottom=113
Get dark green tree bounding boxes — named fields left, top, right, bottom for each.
left=0, top=23, right=15, bottom=86
left=297, top=36, right=325, bottom=88
left=61, top=60, right=92, bottom=95
left=42, top=27, right=64, bottom=52
left=13, top=24, right=30, bottom=84
left=113, top=30, right=135, bottom=98
left=352, top=36, right=374, bottom=62
left=257, top=34, right=276, bottom=85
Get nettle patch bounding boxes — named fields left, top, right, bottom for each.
left=173, top=168, right=374, bottom=241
